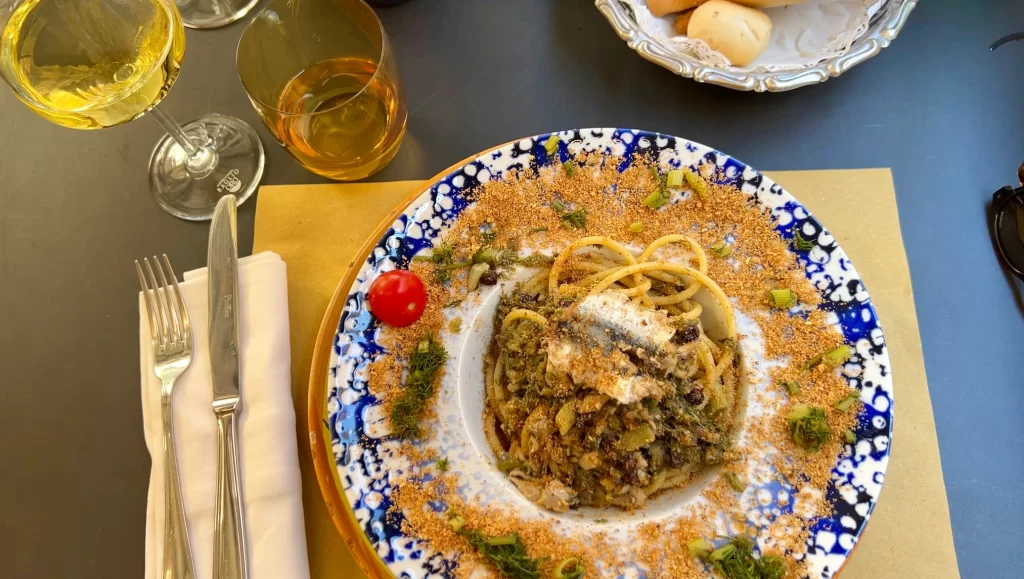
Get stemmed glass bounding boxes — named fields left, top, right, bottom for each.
left=0, top=0, right=264, bottom=220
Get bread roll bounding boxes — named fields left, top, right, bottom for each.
left=687, top=0, right=772, bottom=66
left=733, top=0, right=807, bottom=6
left=647, top=0, right=707, bottom=18
left=673, top=10, right=694, bottom=35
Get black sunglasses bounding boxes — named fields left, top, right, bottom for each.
left=992, top=163, right=1024, bottom=280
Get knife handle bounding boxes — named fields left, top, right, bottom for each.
left=213, top=409, right=248, bottom=579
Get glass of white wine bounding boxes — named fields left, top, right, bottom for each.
left=236, top=0, right=407, bottom=182
left=0, top=0, right=265, bottom=220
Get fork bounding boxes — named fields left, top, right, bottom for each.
left=137, top=255, right=197, bottom=579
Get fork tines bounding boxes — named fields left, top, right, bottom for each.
left=135, top=255, right=191, bottom=349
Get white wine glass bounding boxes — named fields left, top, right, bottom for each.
left=0, top=0, right=265, bottom=220
left=237, top=0, right=407, bottom=181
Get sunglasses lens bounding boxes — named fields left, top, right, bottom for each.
left=996, top=196, right=1024, bottom=273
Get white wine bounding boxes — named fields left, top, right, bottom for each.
left=0, top=0, right=185, bottom=129
left=272, top=57, right=406, bottom=181
left=236, top=0, right=407, bottom=181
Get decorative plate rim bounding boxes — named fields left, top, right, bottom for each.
left=593, top=0, right=918, bottom=92
left=308, top=129, right=893, bottom=578
left=308, top=147, right=505, bottom=579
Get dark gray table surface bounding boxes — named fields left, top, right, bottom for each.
left=2, top=0, right=1022, bottom=576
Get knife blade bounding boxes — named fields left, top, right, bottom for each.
left=207, top=195, right=249, bottom=579
left=208, top=195, right=241, bottom=408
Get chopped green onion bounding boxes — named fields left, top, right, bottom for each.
left=823, top=345, right=852, bottom=365
left=802, top=344, right=852, bottom=371
left=544, top=135, right=559, bottom=158
left=563, top=160, right=577, bottom=177
left=551, top=197, right=586, bottom=229
left=481, top=230, right=497, bottom=242
left=486, top=535, right=517, bottom=547
left=687, top=537, right=712, bottom=558
left=711, top=241, right=732, bottom=258
left=444, top=299, right=463, bottom=308
left=445, top=510, right=466, bottom=532
left=786, top=404, right=830, bottom=452
left=692, top=536, right=785, bottom=579
left=460, top=530, right=542, bottom=579
left=709, top=543, right=735, bottom=563
left=683, top=168, right=708, bottom=199
left=644, top=167, right=671, bottom=209
left=594, top=518, right=608, bottom=524
left=793, top=229, right=815, bottom=251
left=835, top=391, right=862, bottom=412
left=467, top=263, right=490, bottom=291
left=471, top=247, right=516, bottom=269
left=643, top=190, right=668, bottom=209
left=472, top=248, right=497, bottom=265
left=529, top=227, right=548, bottom=234
left=765, top=288, right=797, bottom=308
left=723, top=471, right=745, bottom=493
left=780, top=380, right=800, bottom=395
left=844, top=429, right=857, bottom=444
left=787, top=404, right=813, bottom=420
left=561, top=209, right=587, bottom=229
left=629, top=222, right=644, bottom=233
left=666, top=169, right=684, bottom=187
left=435, top=456, right=449, bottom=472
left=419, top=242, right=457, bottom=284
left=554, top=557, right=585, bottom=579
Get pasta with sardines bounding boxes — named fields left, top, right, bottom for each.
left=483, top=235, right=742, bottom=511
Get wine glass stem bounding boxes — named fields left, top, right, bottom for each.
left=150, top=106, right=220, bottom=177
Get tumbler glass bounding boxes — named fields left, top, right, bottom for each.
left=237, top=0, right=407, bottom=181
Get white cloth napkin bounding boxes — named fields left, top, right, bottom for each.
left=140, top=251, right=310, bottom=579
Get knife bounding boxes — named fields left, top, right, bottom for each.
left=207, top=195, right=249, bottom=579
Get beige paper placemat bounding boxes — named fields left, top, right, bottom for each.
left=252, top=170, right=959, bottom=579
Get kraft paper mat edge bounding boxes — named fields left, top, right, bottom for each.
left=252, top=169, right=959, bottom=579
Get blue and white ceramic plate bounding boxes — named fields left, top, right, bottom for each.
left=309, top=129, right=893, bottom=579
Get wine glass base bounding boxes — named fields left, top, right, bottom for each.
left=175, top=0, right=260, bottom=29
left=149, top=114, right=265, bottom=221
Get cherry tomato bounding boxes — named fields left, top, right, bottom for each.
left=368, top=269, right=427, bottom=327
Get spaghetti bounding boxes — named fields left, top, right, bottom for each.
left=485, top=236, right=742, bottom=511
